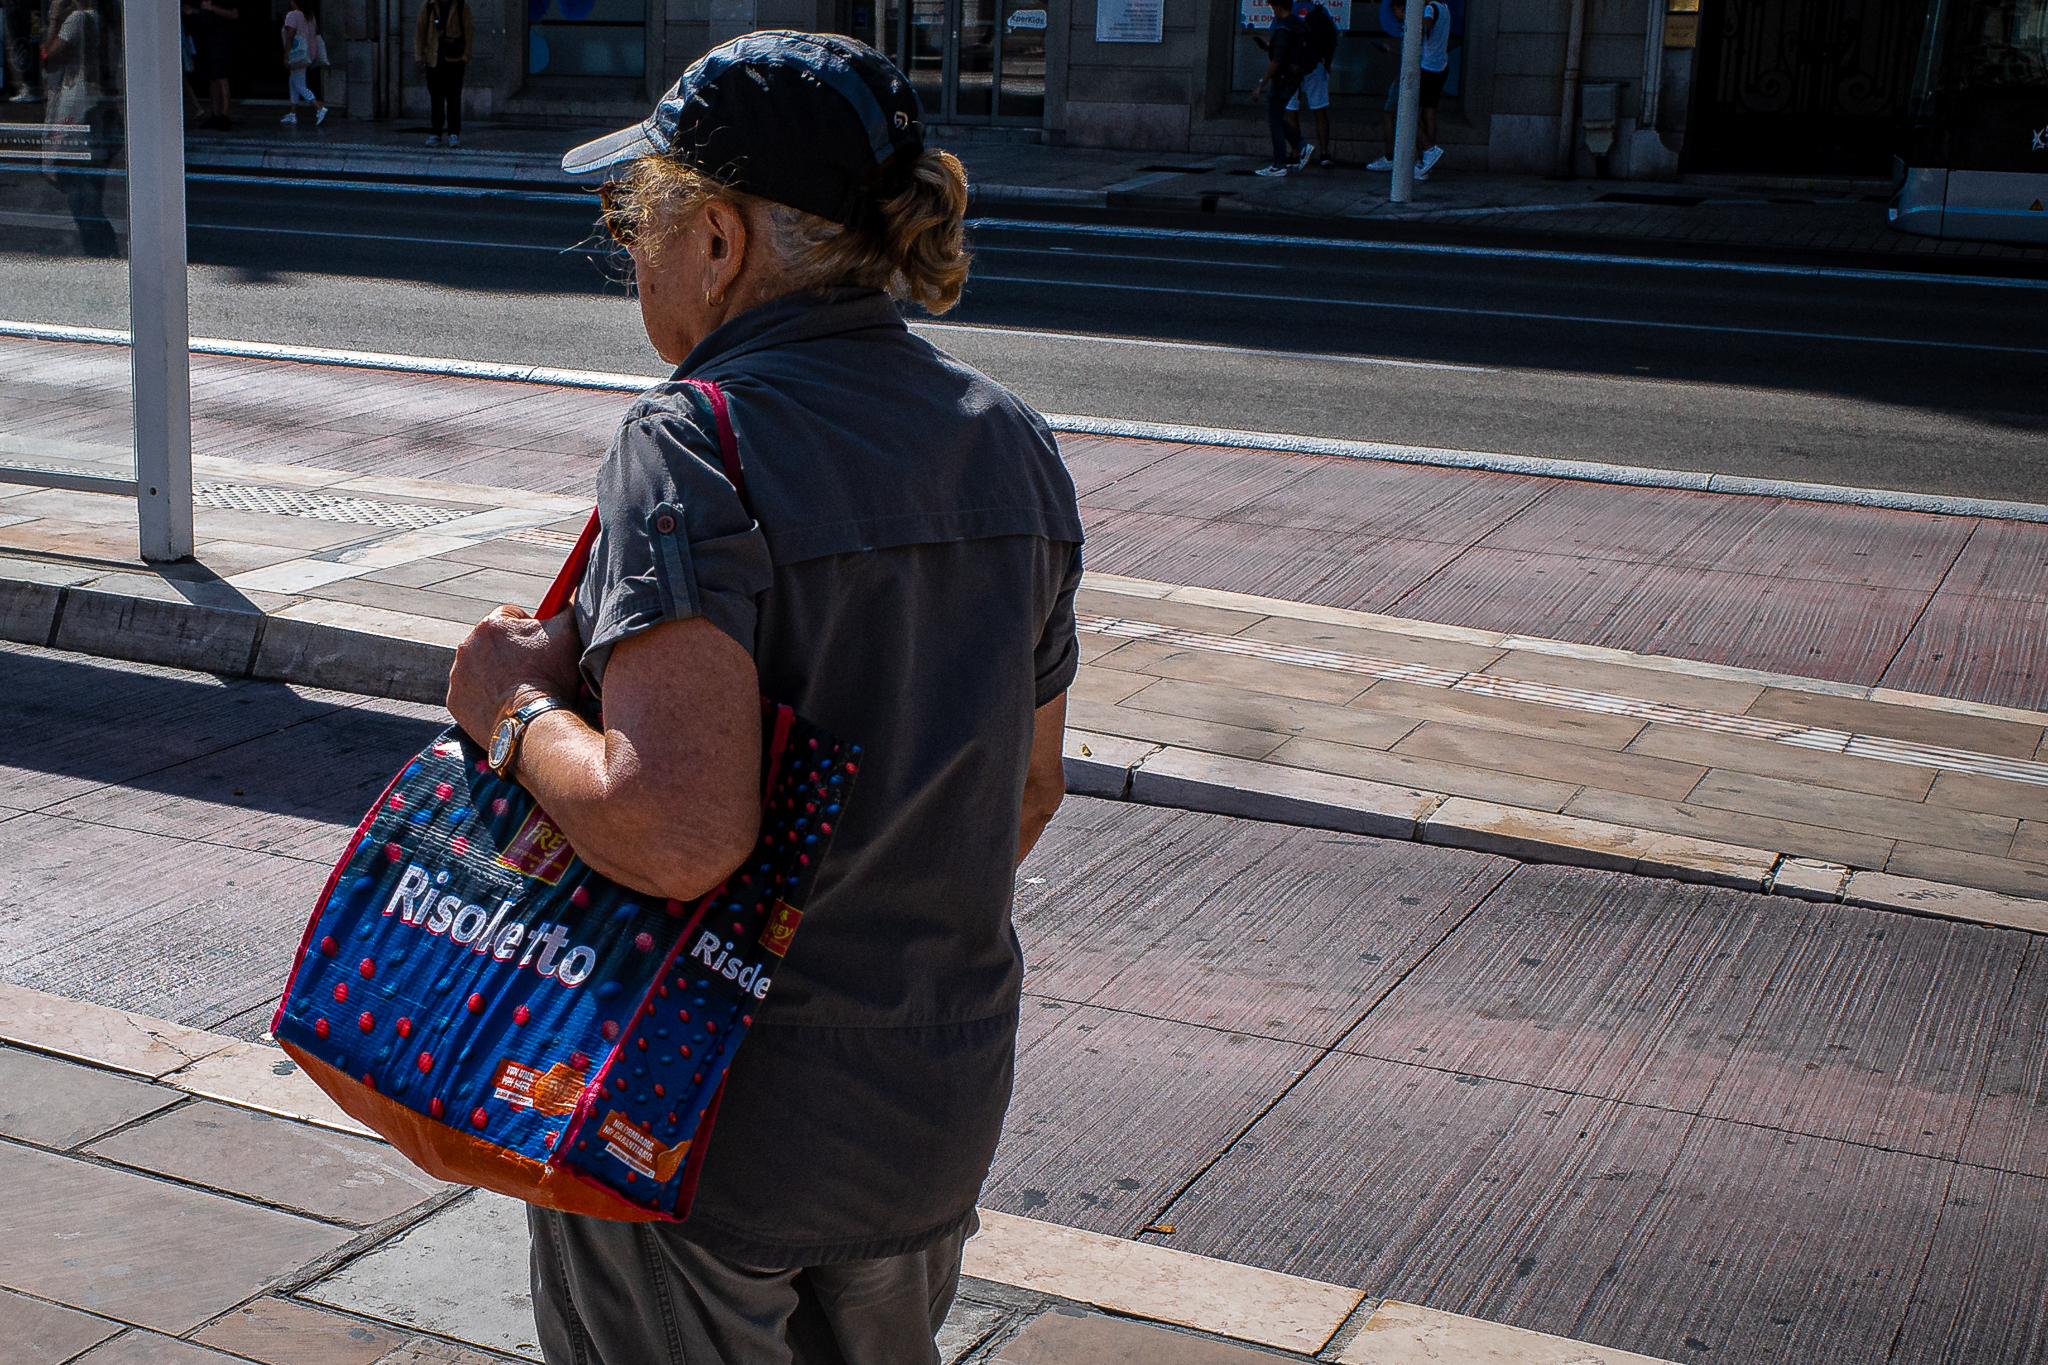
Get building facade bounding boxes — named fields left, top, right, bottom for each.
left=318, top=0, right=1925, bottom=177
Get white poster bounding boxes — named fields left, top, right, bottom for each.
left=1239, top=0, right=1350, bottom=27
left=1097, top=0, right=1164, bottom=42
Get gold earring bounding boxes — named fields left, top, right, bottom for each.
left=705, top=289, right=723, bottom=309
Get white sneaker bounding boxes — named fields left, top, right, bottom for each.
left=1413, top=158, right=1430, bottom=181
left=1421, top=145, right=1444, bottom=173
left=280, top=112, right=297, bottom=124
left=315, top=106, right=328, bottom=125
left=1254, top=163, right=1290, bottom=177
left=447, top=134, right=459, bottom=147
left=1297, top=140, right=1316, bottom=168
left=1366, top=155, right=1393, bottom=170
left=425, top=134, right=441, bottom=147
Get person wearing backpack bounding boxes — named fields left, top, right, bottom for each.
left=415, top=0, right=471, bottom=147
left=1286, top=0, right=1338, bottom=168
left=1250, top=0, right=1319, bottom=176
left=279, top=0, right=327, bottom=126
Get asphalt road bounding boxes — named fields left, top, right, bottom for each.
left=3, top=168, right=2045, bottom=502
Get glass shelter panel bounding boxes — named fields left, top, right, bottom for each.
left=0, top=0, right=133, bottom=490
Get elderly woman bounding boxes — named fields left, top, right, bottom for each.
left=444, top=32, right=1083, bottom=1365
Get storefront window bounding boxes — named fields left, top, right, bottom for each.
left=528, top=0, right=645, bottom=78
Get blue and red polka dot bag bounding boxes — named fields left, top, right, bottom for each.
left=272, top=381, right=857, bottom=1221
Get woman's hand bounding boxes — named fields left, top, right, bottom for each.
left=447, top=605, right=582, bottom=746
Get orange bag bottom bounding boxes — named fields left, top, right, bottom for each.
left=283, top=1041, right=668, bottom=1223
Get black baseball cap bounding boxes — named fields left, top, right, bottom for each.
left=561, top=32, right=925, bottom=231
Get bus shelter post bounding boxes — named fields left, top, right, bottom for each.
left=128, top=0, right=194, bottom=563
left=1389, top=0, right=1424, bottom=202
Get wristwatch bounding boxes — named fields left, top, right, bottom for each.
left=488, top=697, right=570, bottom=780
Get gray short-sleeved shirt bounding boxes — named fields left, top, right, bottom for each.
left=572, top=288, right=1083, bottom=1266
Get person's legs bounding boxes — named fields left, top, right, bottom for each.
left=1265, top=79, right=1301, bottom=167
left=786, top=1217, right=973, bottom=1365
left=1314, top=106, right=1330, bottom=155
left=529, top=1206, right=971, bottom=1365
left=426, top=63, right=448, bottom=136
left=529, top=1205, right=805, bottom=1365
left=443, top=60, right=464, bottom=136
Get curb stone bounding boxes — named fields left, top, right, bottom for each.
left=3, top=572, right=2043, bottom=934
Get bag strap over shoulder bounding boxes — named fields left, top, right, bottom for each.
left=536, top=378, right=748, bottom=620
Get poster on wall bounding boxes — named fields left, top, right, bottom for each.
left=1238, top=0, right=1351, bottom=28
left=1098, top=0, right=1165, bottom=41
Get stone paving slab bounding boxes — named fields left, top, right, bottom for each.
left=0, top=983, right=1680, bottom=1364
left=13, top=662, right=2048, bottom=1365
left=6, top=383, right=2046, bottom=920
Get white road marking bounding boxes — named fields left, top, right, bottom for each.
left=968, top=272, right=2048, bottom=355
left=967, top=217, right=2048, bottom=290
left=975, top=244, right=1287, bottom=269
left=911, top=322, right=1495, bottom=372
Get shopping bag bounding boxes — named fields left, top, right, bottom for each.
left=273, top=379, right=855, bottom=1221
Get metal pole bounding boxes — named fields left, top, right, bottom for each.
left=1553, top=0, right=1589, bottom=176
left=1388, top=0, right=1424, bottom=202
left=129, top=0, right=194, bottom=561
left=1640, top=0, right=1667, bottom=132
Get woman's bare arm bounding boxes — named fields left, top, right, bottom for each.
left=1017, top=693, right=1066, bottom=865
left=448, top=607, right=762, bottom=902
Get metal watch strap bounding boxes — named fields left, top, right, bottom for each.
left=497, top=696, right=569, bottom=779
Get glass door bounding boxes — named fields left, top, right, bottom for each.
left=886, top=0, right=1042, bottom=122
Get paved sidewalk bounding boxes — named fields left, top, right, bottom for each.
left=0, top=981, right=1683, bottom=1365
left=7, top=644, right=2048, bottom=1364
left=154, top=115, right=2048, bottom=267
left=3, top=335, right=2045, bottom=917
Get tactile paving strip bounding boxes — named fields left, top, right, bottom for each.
left=193, top=483, right=474, bottom=530
left=1078, top=612, right=2048, bottom=789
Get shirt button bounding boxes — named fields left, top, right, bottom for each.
left=656, top=513, right=676, bottom=534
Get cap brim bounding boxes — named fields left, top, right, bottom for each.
left=561, top=121, right=663, bottom=178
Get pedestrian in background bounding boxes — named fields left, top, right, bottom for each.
left=1250, top=0, right=1318, bottom=176
left=416, top=0, right=470, bottom=147
left=1366, top=0, right=1447, bottom=177
left=1285, top=0, right=1338, bottom=168
left=3, top=0, right=41, bottom=101
left=39, top=0, right=114, bottom=255
left=183, top=0, right=238, bottom=129
left=280, top=0, right=327, bottom=126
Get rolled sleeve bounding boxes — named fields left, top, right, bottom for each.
left=575, top=405, right=774, bottom=691
left=1033, top=542, right=1084, bottom=708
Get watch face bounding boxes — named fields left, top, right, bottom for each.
left=489, top=718, right=516, bottom=772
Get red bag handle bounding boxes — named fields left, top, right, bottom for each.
left=537, top=378, right=748, bottom=620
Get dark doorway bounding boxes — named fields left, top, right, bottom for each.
left=1685, top=0, right=1922, bottom=173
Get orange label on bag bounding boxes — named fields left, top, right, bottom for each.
left=598, top=1108, right=689, bottom=1182
left=759, top=901, right=802, bottom=957
left=496, top=808, right=576, bottom=885
left=492, top=1058, right=587, bottom=1116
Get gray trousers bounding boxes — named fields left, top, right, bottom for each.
left=529, top=1206, right=972, bottom=1365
